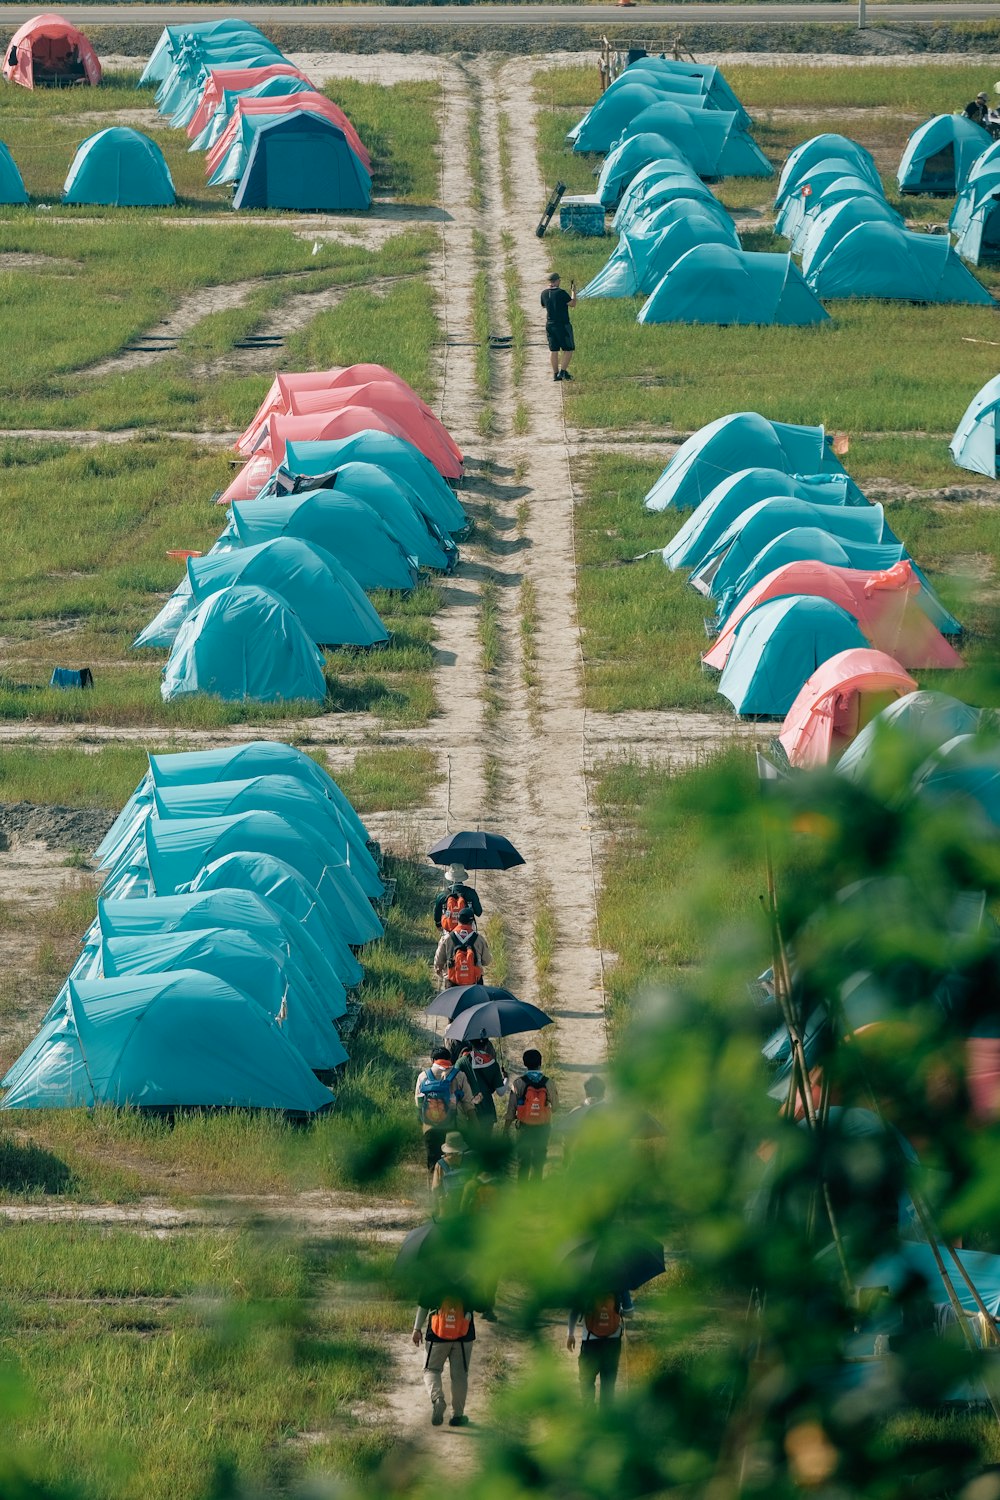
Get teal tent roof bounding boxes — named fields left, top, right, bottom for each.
left=571, top=80, right=708, bottom=152
left=96, top=888, right=350, bottom=1021
left=156, top=43, right=285, bottom=116
left=806, top=220, right=993, bottom=305
left=663, top=469, right=864, bottom=570
left=188, top=538, right=387, bottom=647
left=140, top=21, right=267, bottom=85
left=581, top=205, right=738, bottom=299
left=612, top=164, right=714, bottom=232
left=598, top=133, right=703, bottom=207
left=898, top=113, right=991, bottom=195
left=161, top=585, right=326, bottom=705
left=101, top=928, right=347, bottom=1071
left=638, top=245, right=828, bottom=326
left=190, top=75, right=313, bottom=146
left=644, top=412, right=851, bottom=512
left=63, top=127, right=175, bottom=207
left=950, top=373, right=1000, bottom=478
left=207, top=110, right=289, bottom=181
left=913, top=737, right=1000, bottom=832
left=234, top=113, right=371, bottom=212
left=612, top=102, right=771, bottom=179
left=143, top=809, right=383, bottom=947
left=190, top=851, right=365, bottom=988
left=692, top=497, right=897, bottom=601
left=273, top=433, right=468, bottom=538
left=1, top=971, right=332, bottom=1114
left=785, top=177, right=894, bottom=254
left=231, top=494, right=418, bottom=592
left=775, top=160, right=881, bottom=240
left=710, top=526, right=904, bottom=626
left=776, top=133, right=880, bottom=208
left=837, top=691, right=983, bottom=781
left=951, top=173, right=1000, bottom=265
left=718, top=595, right=867, bottom=716
left=0, top=141, right=28, bottom=204
left=323, top=462, right=454, bottom=570
left=614, top=59, right=751, bottom=127
left=799, top=195, right=903, bottom=277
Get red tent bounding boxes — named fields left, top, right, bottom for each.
left=702, top=559, right=964, bottom=672
left=206, top=94, right=369, bottom=174
left=3, top=13, right=101, bottom=88
left=778, top=648, right=918, bottom=768
left=186, top=64, right=312, bottom=139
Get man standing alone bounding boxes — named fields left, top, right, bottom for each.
left=541, top=272, right=577, bottom=382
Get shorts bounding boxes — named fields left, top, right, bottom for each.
left=545, top=325, right=575, bottom=353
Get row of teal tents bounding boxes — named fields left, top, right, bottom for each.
left=645, top=412, right=964, bottom=721
left=136, top=366, right=467, bottom=704
left=143, top=19, right=371, bottom=211
left=1, top=741, right=384, bottom=1113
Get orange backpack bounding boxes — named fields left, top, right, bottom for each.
left=515, top=1078, right=551, bottom=1126
left=430, top=1297, right=471, bottom=1340
left=585, top=1296, right=621, bottom=1339
left=441, top=893, right=467, bottom=933
left=448, top=940, right=482, bottom=987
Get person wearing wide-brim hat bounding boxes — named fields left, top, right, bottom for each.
left=433, top=862, right=483, bottom=932
left=430, top=1131, right=471, bottom=1210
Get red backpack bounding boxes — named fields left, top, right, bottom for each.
left=585, top=1296, right=621, bottom=1339
left=441, top=893, right=467, bottom=933
left=430, top=1297, right=471, bottom=1340
left=515, top=1077, right=551, bottom=1126
left=448, top=940, right=482, bottom=987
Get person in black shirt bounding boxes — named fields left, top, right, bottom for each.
left=540, top=272, right=577, bottom=382
left=964, top=92, right=990, bottom=125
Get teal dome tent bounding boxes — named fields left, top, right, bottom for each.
left=63, top=127, right=175, bottom=207
left=638, top=245, right=828, bottom=327
left=951, top=374, right=1000, bottom=477
left=161, top=586, right=327, bottom=705
left=0, top=141, right=28, bottom=203
left=717, top=595, right=868, bottom=717
left=230, top=494, right=418, bottom=592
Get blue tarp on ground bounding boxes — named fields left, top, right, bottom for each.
left=799, top=195, right=903, bottom=277
left=230, top=494, right=418, bottom=591
left=837, top=691, right=983, bottom=781
left=1, top=971, right=333, bottom=1113
left=233, top=113, right=371, bottom=212
left=644, top=412, right=852, bottom=512
left=776, top=133, right=881, bottom=208
left=161, top=585, right=327, bottom=704
left=898, top=113, right=991, bottom=195
left=0, top=141, right=28, bottom=203
left=140, top=21, right=268, bottom=85
left=612, top=102, right=771, bottom=179
left=263, top=433, right=468, bottom=537
left=638, top=245, right=828, bottom=326
left=580, top=205, right=739, bottom=298
left=663, top=469, right=866, bottom=570
left=717, top=595, right=868, bottom=716
left=950, top=373, right=1000, bottom=478
left=63, top=127, right=175, bottom=207
left=806, top=220, right=993, bottom=305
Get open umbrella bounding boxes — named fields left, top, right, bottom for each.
left=428, top=831, right=525, bottom=870
left=395, top=1218, right=486, bottom=1309
left=560, top=1230, right=665, bottom=1294
left=445, top=997, right=552, bottom=1042
left=425, top=983, right=521, bottom=1020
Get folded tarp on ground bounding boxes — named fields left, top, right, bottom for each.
left=897, top=113, right=992, bottom=195
left=581, top=206, right=739, bottom=298
left=779, top=648, right=918, bottom=767
left=664, top=469, right=866, bottom=570
left=611, top=102, right=771, bottom=179
left=0, top=972, right=333, bottom=1113
left=161, top=585, right=327, bottom=704
left=703, top=559, right=964, bottom=671
left=644, top=412, right=853, bottom=512
left=776, top=133, right=881, bottom=208
left=805, top=219, right=993, bottom=304
left=717, top=595, right=868, bottom=717
left=233, top=113, right=371, bottom=211
left=229, top=493, right=419, bottom=592
left=951, top=373, right=1000, bottom=478
left=638, top=245, right=828, bottom=326
left=836, top=691, right=983, bottom=782
left=63, top=127, right=175, bottom=207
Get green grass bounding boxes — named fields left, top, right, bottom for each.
left=332, top=746, right=440, bottom=815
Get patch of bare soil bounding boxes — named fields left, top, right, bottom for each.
left=0, top=801, right=112, bottom=853
left=0, top=427, right=238, bottom=447
left=83, top=280, right=267, bottom=379
left=0, top=252, right=78, bottom=272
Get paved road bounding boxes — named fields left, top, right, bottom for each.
left=0, top=2, right=987, bottom=24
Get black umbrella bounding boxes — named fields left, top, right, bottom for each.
left=428, top=831, right=525, bottom=870
left=559, top=1231, right=666, bottom=1294
left=395, top=1219, right=483, bottom=1309
left=425, top=983, right=521, bottom=1021
left=445, top=997, right=552, bottom=1042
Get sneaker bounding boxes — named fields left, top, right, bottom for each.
left=553, top=372, right=562, bottom=382
left=432, top=1402, right=446, bottom=1427
left=449, top=1414, right=469, bottom=1427
left=560, top=370, right=574, bottom=381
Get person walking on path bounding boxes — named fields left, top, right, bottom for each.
left=433, top=913, right=492, bottom=989
left=412, top=1296, right=476, bottom=1427
left=504, top=1048, right=558, bottom=1180
left=456, top=1037, right=507, bottom=1132
left=541, top=272, right=577, bottom=382
left=567, top=1293, right=625, bottom=1408
left=430, top=1131, right=471, bottom=1211
left=433, top=863, right=483, bottom=932
left=415, top=1046, right=476, bottom=1181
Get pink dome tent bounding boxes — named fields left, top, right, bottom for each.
left=186, top=64, right=312, bottom=138
left=206, top=94, right=369, bottom=174
left=216, top=407, right=419, bottom=507
left=3, top=13, right=101, bottom=88
left=703, top=560, right=964, bottom=672
left=778, top=648, right=918, bottom=768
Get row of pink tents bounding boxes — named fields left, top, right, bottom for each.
left=217, top=364, right=464, bottom=508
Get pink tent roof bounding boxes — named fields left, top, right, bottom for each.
left=238, top=366, right=451, bottom=457
left=3, top=12, right=100, bottom=88
left=206, top=94, right=368, bottom=172
left=702, top=559, right=964, bottom=672
left=778, top=648, right=918, bottom=768
left=284, top=383, right=462, bottom=476
left=216, top=406, right=419, bottom=507
left=186, top=64, right=312, bottom=138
